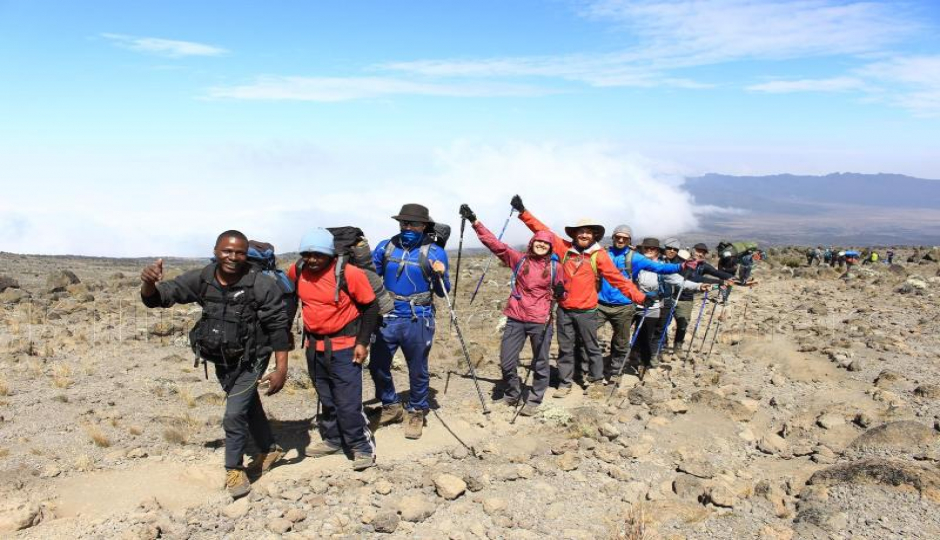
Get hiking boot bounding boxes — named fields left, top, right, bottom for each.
left=636, top=365, right=648, bottom=381
left=378, top=403, right=404, bottom=425
left=224, top=469, right=251, bottom=499
left=501, top=395, right=520, bottom=407
left=404, top=410, right=425, bottom=440
left=553, top=385, right=572, bottom=398
left=606, top=375, right=622, bottom=387
left=246, top=444, right=284, bottom=476
left=519, top=403, right=539, bottom=417
left=352, top=452, right=376, bottom=471
left=305, top=441, right=342, bottom=458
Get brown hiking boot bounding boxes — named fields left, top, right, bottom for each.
left=378, top=403, right=404, bottom=425
left=352, top=452, right=376, bottom=471
left=224, top=469, right=250, bottom=499
left=247, top=444, right=283, bottom=476
left=553, top=385, right=572, bottom=398
left=404, top=410, right=425, bottom=439
left=519, top=403, right=539, bottom=417
left=305, top=441, right=342, bottom=458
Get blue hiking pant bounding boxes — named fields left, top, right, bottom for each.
left=369, top=315, right=435, bottom=411
left=306, top=346, right=375, bottom=456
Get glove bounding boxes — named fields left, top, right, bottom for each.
left=681, top=259, right=699, bottom=271
left=459, top=204, right=476, bottom=222
left=552, top=282, right=566, bottom=300
left=642, top=290, right=659, bottom=308
left=510, top=194, right=525, bottom=213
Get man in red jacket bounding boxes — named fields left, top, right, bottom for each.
left=510, top=195, right=655, bottom=397
left=288, top=228, right=380, bottom=471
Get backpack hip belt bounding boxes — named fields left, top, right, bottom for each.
left=391, top=291, right=434, bottom=320
left=304, top=318, right=361, bottom=372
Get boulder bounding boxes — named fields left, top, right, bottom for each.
left=806, top=458, right=940, bottom=502
left=397, top=495, right=436, bottom=523
left=372, top=511, right=400, bottom=533
left=0, top=288, right=29, bottom=304
left=0, top=275, right=19, bottom=292
left=691, top=390, right=755, bottom=422
left=673, top=474, right=705, bottom=501
left=46, top=270, right=80, bottom=292
left=432, top=473, right=467, bottom=500
left=0, top=499, right=42, bottom=533
left=847, top=421, right=938, bottom=458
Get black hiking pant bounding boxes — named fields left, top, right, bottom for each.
left=556, top=307, right=602, bottom=387
left=500, top=318, right=552, bottom=405
left=215, top=356, right=276, bottom=470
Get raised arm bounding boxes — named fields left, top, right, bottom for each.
left=597, top=250, right=647, bottom=304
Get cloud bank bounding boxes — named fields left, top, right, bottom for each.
left=0, top=142, right=706, bottom=257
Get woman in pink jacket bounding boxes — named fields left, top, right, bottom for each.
left=460, top=204, right=564, bottom=416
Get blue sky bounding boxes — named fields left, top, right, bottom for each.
left=1, top=0, right=938, bottom=256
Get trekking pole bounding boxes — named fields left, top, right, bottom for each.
left=697, top=292, right=721, bottom=354
left=703, top=296, right=729, bottom=363
left=430, top=408, right=482, bottom=459
left=468, top=208, right=515, bottom=306
left=437, top=274, right=491, bottom=415
left=511, top=299, right=556, bottom=424
left=453, top=216, right=466, bottom=311
left=683, top=289, right=709, bottom=364
left=606, top=307, right=649, bottom=403
left=654, top=284, right=685, bottom=359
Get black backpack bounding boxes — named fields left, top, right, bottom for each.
left=191, top=264, right=263, bottom=370
left=294, top=226, right=395, bottom=315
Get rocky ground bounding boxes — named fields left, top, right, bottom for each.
left=1, top=246, right=939, bottom=539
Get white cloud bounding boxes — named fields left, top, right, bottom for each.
left=206, top=76, right=552, bottom=101
left=857, top=55, right=940, bottom=116
left=382, top=0, right=916, bottom=88
left=746, top=77, right=866, bottom=93
left=0, top=142, right=709, bottom=256
left=101, top=33, right=227, bottom=57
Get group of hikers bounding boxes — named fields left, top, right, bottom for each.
left=139, top=196, right=751, bottom=498
left=806, top=246, right=891, bottom=267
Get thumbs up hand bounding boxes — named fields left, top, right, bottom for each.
left=141, top=258, right=164, bottom=286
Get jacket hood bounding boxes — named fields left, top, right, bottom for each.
left=527, top=231, right=555, bottom=258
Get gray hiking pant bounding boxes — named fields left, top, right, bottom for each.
left=597, top=302, right=635, bottom=378
left=215, top=356, right=276, bottom=470
left=556, top=307, right=602, bottom=387
left=500, top=318, right=553, bottom=405
left=673, top=299, right=694, bottom=347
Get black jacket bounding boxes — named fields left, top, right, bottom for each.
left=142, top=263, right=292, bottom=358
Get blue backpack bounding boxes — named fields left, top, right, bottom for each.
left=246, top=241, right=298, bottom=324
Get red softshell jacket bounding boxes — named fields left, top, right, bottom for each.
left=519, top=210, right=647, bottom=310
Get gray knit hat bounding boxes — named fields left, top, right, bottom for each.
left=613, top=225, right=633, bottom=238
left=664, top=237, right=681, bottom=249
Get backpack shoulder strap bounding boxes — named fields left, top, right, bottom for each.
left=589, top=251, right=599, bottom=276
left=334, top=254, right=348, bottom=303
left=382, top=239, right=396, bottom=271
left=418, top=242, right=433, bottom=284
left=509, top=256, right=526, bottom=294
left=293, top=258, right=304, bottom=294
left=196, top=264, right=216, bottom=306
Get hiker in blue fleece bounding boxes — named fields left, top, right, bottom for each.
left=597, top=225, right=683, bottom=385
left=369, top=203, right=450, bottom=440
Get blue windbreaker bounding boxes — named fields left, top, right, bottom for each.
left=373, top=235, right=451, bottom=318
left=597, top=247, right=681, bottom=306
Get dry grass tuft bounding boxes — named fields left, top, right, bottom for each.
left=128, top=425, right=143, bottom=436
left=163, top=427, right=189, bottom=445
left=52, top=364, right=73, bottom=389
left=53, top=394, right=69, bottom=403
left=0, top=447, right=9, bottom=458
left=0, top=378, right=9, bottom=396
left=611, top=504, right=655, bottom=540
left=84, top=424, right=111, bottom=448
left=75, top=454, right=95, bottom=471
left=178, top=387, right=196, bottom=408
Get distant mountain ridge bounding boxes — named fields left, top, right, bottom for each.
left=684, top=172, right=940, bottom=214
left=682, top=172, right=940, bottom=245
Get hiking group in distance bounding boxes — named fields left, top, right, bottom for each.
left=139, top=195, right=764, bottom=499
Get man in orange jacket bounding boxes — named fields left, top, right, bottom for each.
left=511, top=195, right=656, bottom=396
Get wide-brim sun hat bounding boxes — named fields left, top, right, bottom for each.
left=564, top=218, right=605, bottom=241
left=638, top=237, right=662, bottom=250
left=392, top=203, right=434, bottom=223
left=693, top=242, right=709, bottom=252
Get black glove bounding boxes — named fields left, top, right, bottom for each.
left=459, top=204, right=476, bottom=222
left=510, top=194, right=525, bottom=213
left=552, top=282, right=566, bottom=300
left=642, top=290, right=659, bottom=308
